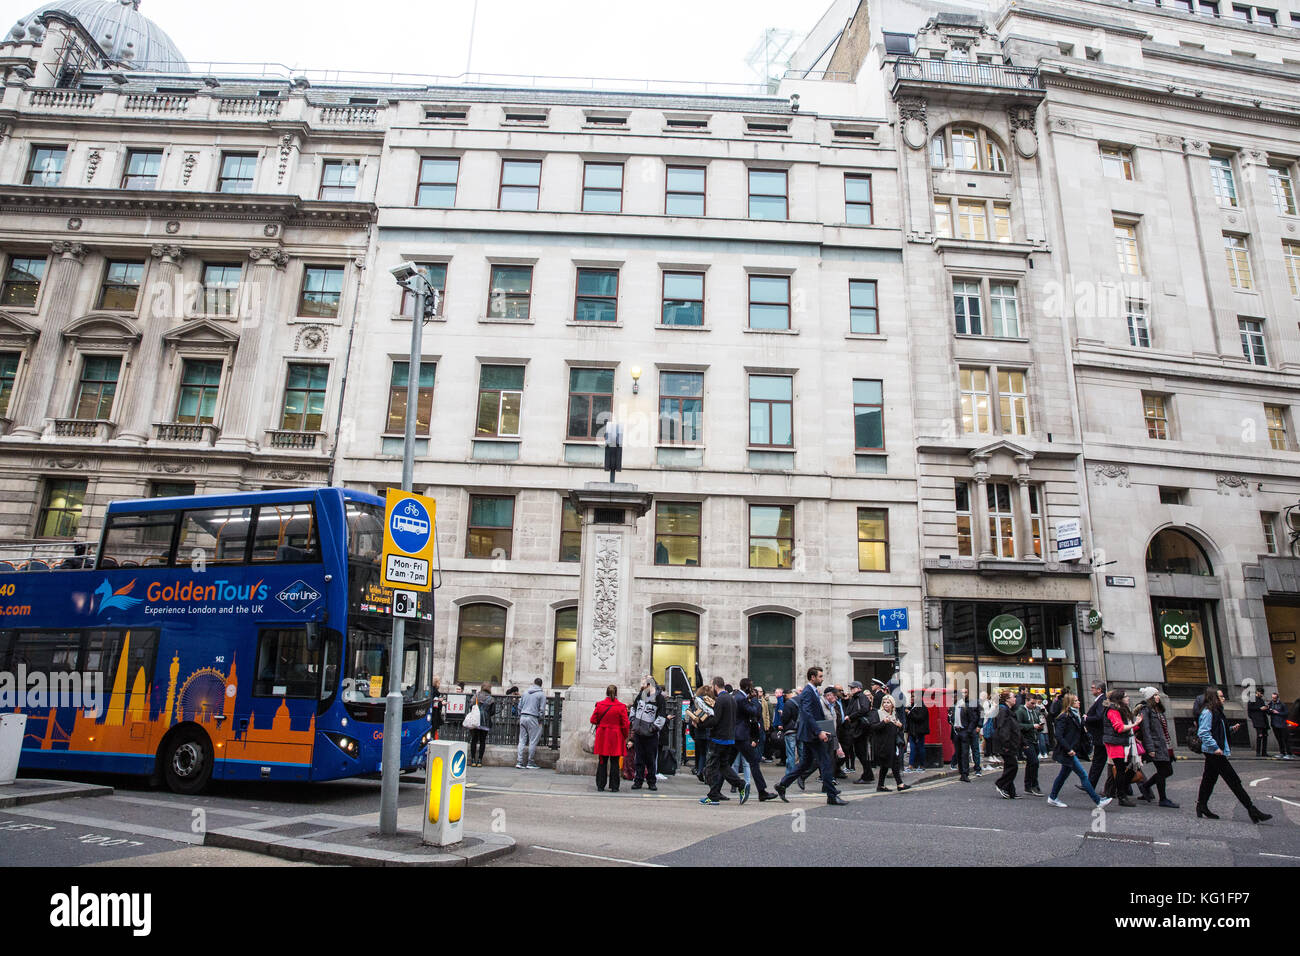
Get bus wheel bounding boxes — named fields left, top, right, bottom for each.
left=163, top=728, right=213, bottom=795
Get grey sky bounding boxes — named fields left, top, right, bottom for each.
left=50, top=0, right=824, bottom=87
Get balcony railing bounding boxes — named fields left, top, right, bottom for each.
left=217, top=96, right=283, bottom=117
left=154, top=422, right=219, bottom=445
left=891, top=56, right=1042, bottom=94
left=29, top=89, right=97, bottom=110
left=53, top=419, right=115, bottom=440
left=316, top=105, right=379, bottom=126
left=124, top=93, right=193, bottom=113
left=265, top=429, right=325, bottom=450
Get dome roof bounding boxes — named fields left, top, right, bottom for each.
left=10, top=0, right=188, bottom=72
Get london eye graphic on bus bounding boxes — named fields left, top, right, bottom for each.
left=389, top=499, right=431, bottom=554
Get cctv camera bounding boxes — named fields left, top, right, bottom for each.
left=390, top=263, right=417, bottom=282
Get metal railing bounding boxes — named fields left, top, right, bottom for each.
left=53, top=419, right=113, bottom=439
left=891, top=56, right=1042, bottom=93
left=438, top=692, right=565, bottom=750
left=0, top=541, right=98, bottom=571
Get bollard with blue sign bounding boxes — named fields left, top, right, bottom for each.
left=423, top=739, right=467, bottom=847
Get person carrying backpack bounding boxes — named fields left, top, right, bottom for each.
left=629, top=676, right=666, bottom=790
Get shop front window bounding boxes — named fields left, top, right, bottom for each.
left=940, top=601, right=1082, bottom=702
left=1152, top=600, right=1222, bottom=691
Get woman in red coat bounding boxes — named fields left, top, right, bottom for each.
left=591, top=684, right=631, bottom=792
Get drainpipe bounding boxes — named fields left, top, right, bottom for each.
left=327, top=219, right=374, bottom=487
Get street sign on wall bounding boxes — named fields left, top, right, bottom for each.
left=1055, top=519, right=1084, bottom=561
left=381, top=488, right=436, bottom=591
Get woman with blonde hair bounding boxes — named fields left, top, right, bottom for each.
left=1046, top=691, right=1111, bottom=809
left=870, top=695, right=911, bottom=792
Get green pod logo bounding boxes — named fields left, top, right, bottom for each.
left=988, top=614, right=1027, bottom=654
left=1159, top=610, right=1194, bottom=648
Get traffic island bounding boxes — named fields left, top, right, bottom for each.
left=0, top=777, right=114, bottom=808
left=205, top=813, right=514, bottom=867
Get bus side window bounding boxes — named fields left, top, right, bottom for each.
left=0, top=630, right=12, bottom=672
left=320, top=632, right=340, bottom=703
left=13, top=630, right=83, bottom=676
left=253, top=628, right=317, bottom=698
left=177, top=507, right=252, bottom=566
left=250, top=503, right=319, bottom=563
left=99, top=512, right=179, bottom=569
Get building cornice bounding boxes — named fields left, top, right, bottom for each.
left=1038, top=61, right=1300, bottom=127
left=0, top=187, right=377, bottom=228
left=1141, top=41, right=1300, bottom=84
left=1073, top=343, right=1300, bottom=390
left=996, top=2, right=1151, bottom=40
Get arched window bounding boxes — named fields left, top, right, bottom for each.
left=931, top=125, right=1007, bottom=172
left=651, top=610, right=698, bottom=686
left=455, top=603, right=506, bottom=685
left=553, top=607, right=577, bottom=687
left=1146, top=529, right=1213, bottom=576
left=748, top=613, right=794, bottom=692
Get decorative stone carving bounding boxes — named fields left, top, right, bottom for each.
left=46, top=458, right=87, bottom=470
left=1008, top=105, right=1038, bottom=158
left=150, top=243, right=186, bottom=264
left=897, top=96, right=927, bottom=149
left=66, top=217, right=82, bottom=231
left=166, top=220, right=181, bottom=234
left=353, top=255, right=366, bottom=270
left=1093, top=464, right=1130, bottom=487
left=268, top=470, right=308, bottom=481
left=277, top=133, right=299, bottom=184
left=295, top=325, right=328, bottom=352
left=153, top=462, right=195, bottom=474
left=85, top=149, right=101, bottom=182
left=589, top=534, right=621, bottom=672
left=1182, top=138, right=1210, bottom=156
left=264, top=223, right=279, bottom=238
left=249, top=247, right=290, bottom=269
left=182, top=152, right=197, bottom=185
left=50, top=241, right=88, bottom=261
left=1216, top=474, right=1252, bottom=496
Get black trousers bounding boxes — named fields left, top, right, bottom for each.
left=1198, top=753, right=1253, bottom=810
left=876, top=761, right=902, bottom=788
left=953, top=733, right=974, bottom=776
left=1273, top=726, right=1291, bottom=756
left=1087, top=738, right=1109, bottom=788
left=1021, top=744, right=1040, bottom=790
left=632, top=734, right=658, bottom=783
left=995, top=751, right=1019, bottom=794
left=705, top=743, right=745, bottom=800
left=695, top=736, right=709, bottom=777
left=780, top=737, right=839, bottom=796
left=852, top=735, right=871, bottom=778
left=595, top=754, right=621, bottom=791
left=469, top=729, right=489, bottom=763
left=1256, top=727, right=1270, bottom=756
left=733, top=736, right=768, bottom=795
left=1145, top=759, right=1173, bottom=800
left=1106, top=756, right=1132, bottom=798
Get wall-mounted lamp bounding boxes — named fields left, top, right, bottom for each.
left=630, top=366, right=642, bottom=394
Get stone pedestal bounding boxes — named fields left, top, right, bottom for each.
left=554, top=482, right=653, bottom=774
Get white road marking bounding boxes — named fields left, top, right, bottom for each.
left=529, top=845, right=664, bottom=867
left=1270, top=795, right=1300, bottom=808
left=105, top=795, right=271, bottom=821
left=1248, top=777, right=1270, bottom=788
left=1, top=806, right=199, bottom=845
left=1260, top=852, right=1300, bottom=860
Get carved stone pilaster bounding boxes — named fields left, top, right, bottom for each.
left=49, top=241, right=88, bottom=262
left=588, top=535, right=621, bottom=673
left=249, top=247, right=290, bottom=269
left=149, top=243, right=187, bottom=265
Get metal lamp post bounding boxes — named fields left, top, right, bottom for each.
left=379, top=265, right=439, bottom=836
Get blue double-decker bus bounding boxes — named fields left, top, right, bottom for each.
left=0, top=487, right=434, bottom=793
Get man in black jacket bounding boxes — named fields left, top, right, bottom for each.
left=843, top=682, right=872, bottom=783
left=701, top=677, right=748, bottom=805
left=906, top=693, right=931, bottom=771
left=993, top=691, right=1023, bottom=798
left=731, top=678, right=777, bottom=801
left=1084, top=681, right=1108, bottom=788
left=948, top=688, right=981, bottom=781
left=1248, top=689, right=1270, bottom=757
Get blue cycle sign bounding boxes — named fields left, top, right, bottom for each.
left=389, top=499, right=431, bottom=553
left=381, top=489, right=436, bottom=592
left=879, top=607, right=909, bottom=632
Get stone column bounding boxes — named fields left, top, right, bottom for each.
left=118, top=244, right=187, bottom=443
left=555, top=481, right=653, bottom=774
left=215, top=247, right=288, bottom=451
left=1014, top=472, right=1035, bottom=560
left=9, top=241, right=89, bottom=439
left=972, top=472, right=994, bottom=560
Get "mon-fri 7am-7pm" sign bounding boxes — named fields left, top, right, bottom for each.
left=381, top=489, right=436, bottom=592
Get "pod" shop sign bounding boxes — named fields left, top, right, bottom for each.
left=988, top=614, right=1027, bottom=655
left=1159, top=610, right=1194, bottom=648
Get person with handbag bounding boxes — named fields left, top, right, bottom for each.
left=465, top=682, right=495, bottom=768
left=590, top=684, right=631, bottom=793
left=1045, top=692, right=1111, bottom=809
left=1196, top=686, right=1271, bottom=822
left=1133, top=687, right=1177, bottom=808
left=869, top=695, right=911, bottom=792
left=775, top=666, right=847, bottom=806
left=1101, top=689, right=1143, bottom=807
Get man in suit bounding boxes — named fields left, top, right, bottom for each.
left=700, top=677, right=748, bottom=805
left=948, top=688, right=981, bottom=782
left=1084, top=681, right=1108, bottom=789
left=731, top=678, right=777, bottom=801
left=775, top=667, right=846, bottom=806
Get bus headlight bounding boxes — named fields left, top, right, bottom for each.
left=417, top=730, right=433, bottom=749
left=324, top=732, right=360, bottom=759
